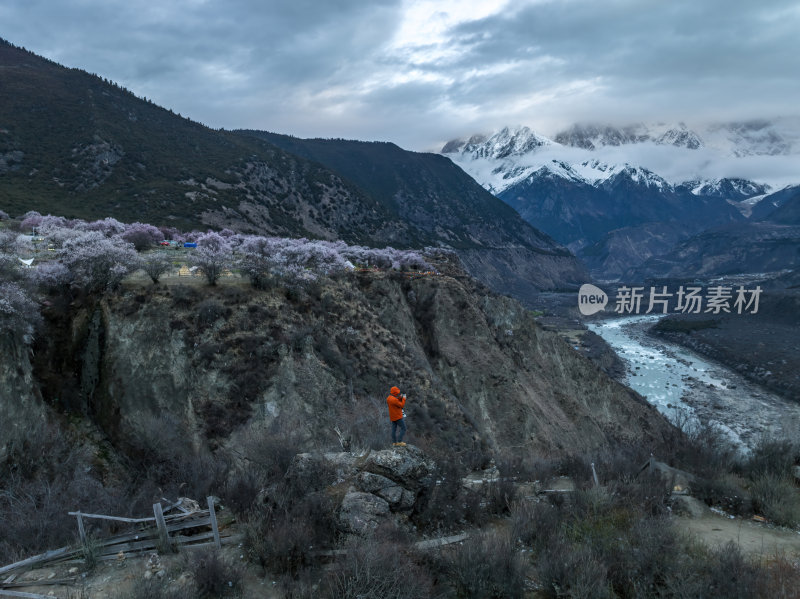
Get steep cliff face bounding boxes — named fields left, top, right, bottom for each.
left=28, top=263, right=670, bottom=460
left=0, top=337, right=46, bottom=462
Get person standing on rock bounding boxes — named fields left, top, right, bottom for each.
left=387, top=386, right=407, bottom=446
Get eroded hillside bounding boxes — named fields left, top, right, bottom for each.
left=26, top=258, right=669, bottom=460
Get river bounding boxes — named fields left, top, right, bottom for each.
left=587, top=315, right=800, bottom=451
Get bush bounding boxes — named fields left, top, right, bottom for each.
left=693, top=473, right=752, bottom=517
left=744, top=438, right=798, bottom=479
left=171, top=284, right=199, bottom=307
left=243, top=492, right=336, bottom=577
left=536, top=538, right=612, bottom=599
left=750, top=474, right=800, bottom=527
left=701, top=541, right=764, bottom=598
left=188, top=549, right=243, bottom=598
left=222, top=470, right=262, bottom=518
left=196, top=299, right=228, bottom=327
left=0, top=420, right=121, bottom=562
left=446, top=530, right=526, bottom=599
left=123, top=412, right=228, bottom=503
left=484, top=477, right=517, bottom=516
left=0, top=280, right=41, bottom=345
left=240, top=426, right=305, bottom=484
left=322, top=532, right=433, bottom=599
left=123, top=580, right=194, bottom=599
left=511, top=499, right=560, bottom=551
left=412, top=461, right=468, bottom=532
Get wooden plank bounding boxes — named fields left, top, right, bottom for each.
left=207, top=497, right=221, bottom=549
left=1, top=578, right=76, bottom=588
left=96, top=530, right=215, bottom=558
left=165, top=516, right=211, bottom=534
left=0, top=547, right=72, bottom=577
left=67, top=512, right=155, bottom=524
left=153, top=503, right=169, bottom=549
left=75, top=512, right=86, bottom=544
left=415, top=533, right=469, bottom=550
left=92, top=529, right=159, bottom=547
left=0, top=590, right=58, bottom=599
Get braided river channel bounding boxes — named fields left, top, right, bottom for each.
left=587, top=315, right=800, bottom=451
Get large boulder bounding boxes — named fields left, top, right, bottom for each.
left=355, top=472, right=415, bottom=511
left=338, top=491, right=391, bottom=535
left=287, top=445, right=436, bottom=536
left=361, top=445, right=435, bottom=490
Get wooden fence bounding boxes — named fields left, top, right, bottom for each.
left=0, top=497, right=233, bottom=591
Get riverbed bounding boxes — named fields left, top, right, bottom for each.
left=587, top=315, right=800, bottom=450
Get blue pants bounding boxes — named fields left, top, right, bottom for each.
left=391, top=418, right=406, bottom=443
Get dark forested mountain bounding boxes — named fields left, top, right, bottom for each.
left=629, top=185, right=800, bottom=280
left=0, top=39, right=586, bottom=299
left=236, top=131, right=561, bottom=253
left=441, top=126, right=796, bottom=280
left=751, top=185, right=800, bottom=224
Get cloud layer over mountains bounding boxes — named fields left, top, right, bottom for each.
left=2, top=0, right=799, bottom=150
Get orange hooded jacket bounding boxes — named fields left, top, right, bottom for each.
left=386, top=386, right=406, bottom=422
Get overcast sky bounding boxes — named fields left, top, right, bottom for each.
left=2, top=0, right=799, bottom=151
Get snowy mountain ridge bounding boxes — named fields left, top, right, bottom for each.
left=443, top=119, right=800, bottom=194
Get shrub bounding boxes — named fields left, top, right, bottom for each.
left=485, top=477, right=517, bottom=516
left=701, top=541, right=764, bottom=598
left=0, top=420, right=121, bottom=562
left=750, top=474, right=800, bottom=527
left=0, top=280, right=41, bottom=345
left=123, top=412, right=228, bottom=502
left=322, top=532, right=433, bottom=599
left=511, top=499, right=560, bottom=551
left=188, top=549, right=243, bottom=598
left=196, top=299, right=228, bottom=327
left=412, top=461, right=468, bottom=532
left=536, top=538, right=612, bottom=599
left=171, top=284, right=199, bottom=306
left=123, top=579, right=194, bottom=599
left=243, top=507, right=311, bottom=575
left=744, top=438, right=798, bottom=479
left=446, top=530, right=526, bottom=599
left=693, top=473, right=752, bottom=517
left=240, top=426, right=305, bottom=484
left=222, top=470, right=262, bottom=518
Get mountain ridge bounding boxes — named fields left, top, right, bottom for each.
left=442, top=123, right=798, bottom=279
left=0, top=38, right=586, bottom=299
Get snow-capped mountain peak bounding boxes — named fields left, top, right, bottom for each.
left=552, top=122, right=704, bottom=151
left=442, top=126, right=553, bottom=161
left=443, top=119, right=799, bottom=195
left=690, top=178, right=771, bottom=199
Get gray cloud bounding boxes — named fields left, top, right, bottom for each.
left=1, top=0, right=799, bottom=154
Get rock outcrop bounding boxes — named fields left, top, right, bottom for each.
left=28, top=264, right=673, bottom=466
left=289, top=445, right=435, bottom=535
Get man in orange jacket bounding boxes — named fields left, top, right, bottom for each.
left=386, top=386, right=407, bottom=446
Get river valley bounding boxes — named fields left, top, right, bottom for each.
left=588, top=315, right=800, bottom=451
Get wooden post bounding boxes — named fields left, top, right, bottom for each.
left=75, top=511, right=86, bottom=544
left=207, top=497, right=221, bottom=549
left=0, top=590, right=61, bottom=598
left=152, top=503, right=169, bottom=551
